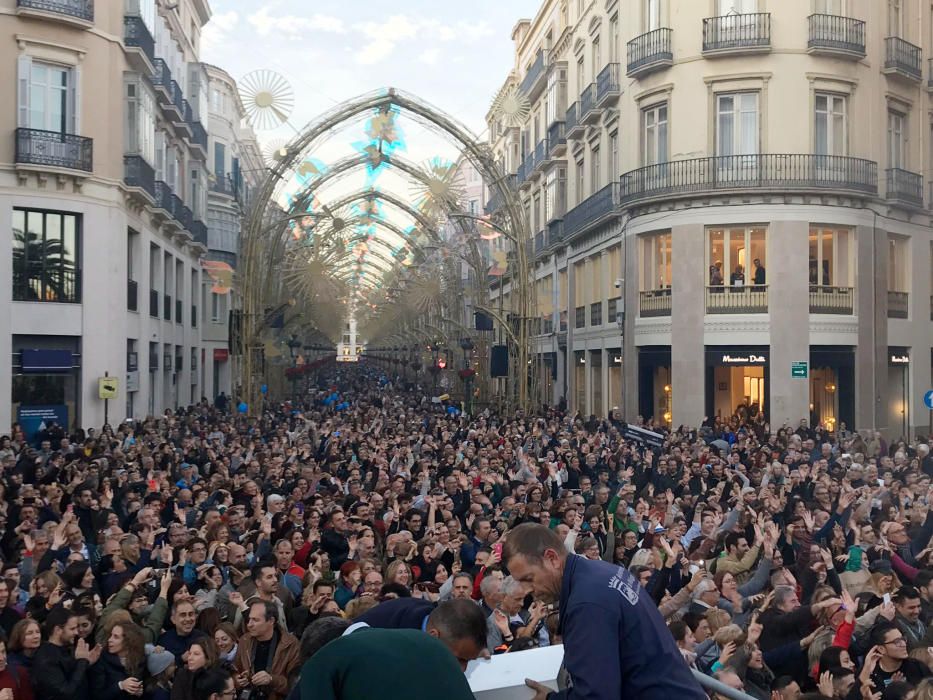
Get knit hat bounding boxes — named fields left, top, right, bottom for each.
left=146, top=647, right=175, bottom=676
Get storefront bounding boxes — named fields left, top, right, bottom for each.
left=589, top=350, right=603, bottom=416
left=809, top=347, right=855, bottom=433
left=638, top=347, right=671, bottom=424
left=705, top=347, right=769, bottom=421
left=12, top=336, right=81, bottom=443
left=887, top=347, right=910, bottom=439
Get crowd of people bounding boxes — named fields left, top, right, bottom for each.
left=0, top=359, right=931, bottom=699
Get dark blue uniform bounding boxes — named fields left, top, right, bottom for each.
left=550, top=555, right=706, bottom=699
left=355, top=597, right=435, bottom=630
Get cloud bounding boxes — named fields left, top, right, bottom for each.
left=201, top=10, right=238, bottom=53
left=357, top=37, right=396, bottom=65
left=355, top=14, right=420, bottom=65
left=419, top=48, right=440, bottom=65
left=248, top=7, right=347, bottom=38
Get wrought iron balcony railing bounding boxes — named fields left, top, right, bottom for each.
left=13, top=267, right=80, bottom=303
left=164, top=294, right=172, bottom=320
left=151, top=58, right=172, bottom=97
left=575, top=306, right=586, bottom=329
left=565, top=102, right=582, bottom=138
left=519, top=48, right=548, bottom=99
left=884, top=37, right=922, bottom=81
left=620, top=154, right=877, bottom=205
left=190, top=120, right=208, bottom=151
left=590, top=302, right=603, bottom=326
left=640, top=289, right=672, bottom=317
left=211, top=174, right=237, bottom=197
left=886, top=167, right=923, bottom=207
left=547, top=218, right=564, bottom=246
left=15, top=128, right=92, bottom=172
left=127, top=279, right=138, bottom=311
left=17, top=0, right=93, bottom=22
left=596, top=63, right=621, bottom=106
left=124, top=15, right=155, bottom=65
left=809, top=286, right=854, bottom=314
left=547, top=121, right=566, bottom=155
left=887, top=291, right=908, bottom=319
left=191, top=220, right=208, bottom=247
left=564, top=182, right=620, bottom=239
left=703, top=13, right=771, bottom=53
left=176, top=204, right=194, bottom=233
left=579, top=83, right=598, bottom=121
left=123, top=155, right=155, bottom=198
left=807, top=14, right=865, bottom=57
left=627, top=28, right=673, bottom=76
left=149, top=289, right=159, bottom=318
left=153, top=181, right=177, bottom=218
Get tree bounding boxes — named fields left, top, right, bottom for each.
left=12, top=228, right=75, bottom=301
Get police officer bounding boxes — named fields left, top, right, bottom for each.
left=504, top=523, right=706, bottom=699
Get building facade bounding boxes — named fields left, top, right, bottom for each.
left=0, top=0, right=216, bottom=432
left=202, top=63, right=261, bottom=401
left=487, top=0, right=933, bottom=439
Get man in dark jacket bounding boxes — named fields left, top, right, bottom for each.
left=319, top=510, right=351, bottom=568
left=34, top=606, right=99, bottom=700
left=758, top=585, right=840, bottom=679
left=504, top=523, right=705, bottom=700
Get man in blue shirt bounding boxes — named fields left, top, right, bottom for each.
left=504, top=523, right=706, bottom=699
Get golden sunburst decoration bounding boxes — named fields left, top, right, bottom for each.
left=262, top=138, right=289, bottom=167
left=239, top=70, right=295, bottom=131
left=405, top=275, right=444, bottom=313
left=411, top=159, right=464, bottom=220
left=492, top=84, right=531, bottom=129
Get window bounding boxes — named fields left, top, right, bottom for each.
left=809, top=227, right=852, bottom=287
left=815, top=94, right=847, bottom=156
left=609, top=131, right=619, bottom=181
left=533, top=194, right=541, bottom=232
left=640, top=232, right=672, bottom=290
left=814, top=0, right=844, bottom=14
left=19, top=59, right=76, bottom=133
left=12, top=208, right=81, bottom=302
left=609, top=16, right=619, bottom=62
left=707, top=226, right=767, bottom=287
left=576, top=57, right=585, bottom=91
left=125, top=81, right=156, bottom=165
left=719, top=0, right=758, bottom=13
left=643, top=104, right=668, bottom=165
left=888, top=0, right=902, bottom=37
left=576, top=159, right=585, bottom=204
left=717, top=93, right=759, bottom=156
left=646, top=0, right=661, bottom=31
left=887, top=109, right=906, bottom=169
left=592, top=37, right=601, bottom=72
left=214, top=142, right=226, bottom=180
left=590, top=146, right=601, bottom=193
left=888, top=235, right=909, bottom=292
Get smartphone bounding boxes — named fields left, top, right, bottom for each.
left=689, top=564, right=700, bottom=575
left=493, top=542, right=503, bottom=558
left=883, top=593, right=892, bottom=605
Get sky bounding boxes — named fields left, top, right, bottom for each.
left=201, top=0, right=542, bottom=146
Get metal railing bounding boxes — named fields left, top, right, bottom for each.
left=808, top=14, right=865, bottom=56
left=620, top=154, right=877, bottom=204
left=519, top=48, right=548, bottom=98
left=565, top=102, right=580, bottom=136
left=534, top=140, right=546, bottom=170
left=168, top=80, right=184, bottom=116
left=564, top=182, right=620, bottom=238
left=887, top=291, right=908, bottom=319
left=547, top=218, right=564, bottom=246
left=579, top=83, right=598, bottom=120
left=15, top=128, right=92, bottom=172
left=151, top=58, right=172, bottom=96
left=543, top=318, right=554, bottom=335
left=548, top=121, right=566, bottom=154
left=17, top=0, right=93, bottom=21
left=211, top=174, right=237, bottom=197
left=190, top=120, right=208, bottom=151
left=149, top=289, right=159, bottom=317
left=164, top=294, right=172, bottom=320
left=627, top=28, right=673, bottom=75
left=575, top=306, right=586, bottom=329
left=124, top=15, right=155, bottom=64
left=590, top=302, right=603, bottom=326
left=596, top=63, right=621, bottom=104
left=175, top=299, right=183, bottom=324
left=153, top=181, right=177, bottom=218
left=640, top=289, right=672, bottom=317
left=703, top=13, right=771, bottom=52
left=706, top=286, right=768, bottom=314
left=191, top=220, right=208, bottom=246
left=886, top=168, right=923, bottom=206
left=534, top=230, right=546, bottom=254
left=124, top=155, right=155, bottom=198
left=177, top=204, right=193, bottom=233
left=885, top=37, right=922, bottom=80
left=175, top=354, right=183, bottom=371
left=127, top=279, right=138, bottom=311
left=192, top=305, right=198, bottom=328
left=809, top=286, right=854, bottom=314
left=12, top=267, right=80, bottom=303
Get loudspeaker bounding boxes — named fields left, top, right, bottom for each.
left=490, top=345, right=509, bottom=377
left=474, top=311, right=494, bottom=331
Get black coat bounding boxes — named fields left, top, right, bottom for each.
left=91, top=651, right=137, bottom=700
left=33, top=641, right=91, bottom=700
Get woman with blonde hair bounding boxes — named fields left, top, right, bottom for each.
left=385, top=560, right=412, bottom=590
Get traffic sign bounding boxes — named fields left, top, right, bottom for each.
left=791, top=361, right=808, bottom=379
left=924, top=390, right=933, bottom=410
left=98, top=376, right=119, bottom=399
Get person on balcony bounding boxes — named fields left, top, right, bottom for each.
left=752, top=259, right=766, bottom=286
left=730, top=264, right=745, bottom=289
left=709, top=263, right=724, bottom=291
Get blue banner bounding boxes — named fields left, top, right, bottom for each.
left=17, top=405, right=69, bottom=445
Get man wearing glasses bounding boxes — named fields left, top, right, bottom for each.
left=863, top=623, right=931, bottom=691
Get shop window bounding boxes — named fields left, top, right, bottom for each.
left=639, top=231, right=672, bottom=290
left=809, top=227, right=852, bottom=287
left=12, top=209, right=81, bottom=303
left=707, top=226, right=767, bottom=288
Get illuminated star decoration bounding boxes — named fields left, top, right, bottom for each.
left=353, top=105, right=406, bottom=188
left=491, top=84, right=531, bottom=129
left=411, top=157, right=464, bottom=221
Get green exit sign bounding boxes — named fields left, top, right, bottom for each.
left=791, top=361, right=808, bottom=378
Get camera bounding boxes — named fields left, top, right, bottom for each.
left=614, top=278, right=623, bottom=289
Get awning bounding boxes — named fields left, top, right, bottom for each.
left=201, top=260, right=234, bottom=294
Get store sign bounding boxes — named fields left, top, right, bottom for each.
left=890, top=354, right=910, bottom=365
left=214, top=349, right=229, bottom=362
left=721, top=353, right=767, bottom=365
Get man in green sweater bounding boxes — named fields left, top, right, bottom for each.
left=299, top=627, right=475, bottom=700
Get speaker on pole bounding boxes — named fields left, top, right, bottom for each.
left=490, top=345, right=509, bottom=377
left=474, top=311, right=494, bottom=331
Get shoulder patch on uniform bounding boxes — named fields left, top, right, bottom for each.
left=608, top=567, right=640, bottom=606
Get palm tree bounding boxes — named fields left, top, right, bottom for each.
left=12, top=228, right=75, bottom=301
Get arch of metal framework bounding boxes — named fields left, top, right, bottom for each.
left=239, top=89, right=533, bottom=415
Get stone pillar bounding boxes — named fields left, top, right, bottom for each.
left=854, top=224, right=887, bottom=433
left=622, top=233, right=638, bottom=419
left=671, top=223, right=705, bottom=428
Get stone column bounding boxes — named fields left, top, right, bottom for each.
left=854, top=224, right=887, bottom=433
left=671, top=223, right=705, bottom=428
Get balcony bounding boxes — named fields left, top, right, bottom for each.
left=548, top=121, right=566, bottom=158
left=620, top=154, right=877, bottom=206
left=809, top=286, right=854, bottom=314
left=164, top=80, right=184, bottom=121
left=547, top=218, right=565, bottom=247
left=123, top=155, right=155, bottom=201
left=807, top=15, right=865, bottom=59
left=566, top=102, right=583, bottom=139
left=175, top=99, right=194, bottom=139
left=15, top=128, right=92, bottom=173
left=534, top=230, right=546, bottom=256
left=627, top=28, right=673, bottom=78
left=564, top=182, right=620, bottom=239
left=519, top=48, right=549, bottom=101
left=192, top=305, right=198, bottom=328
left=531, top=139, right=548, bottom=175
left=706, top=286, right=768, bottom=314
left=579, top=83, right=601, bottom=125
left=595, top=63, right=621, bottom=108
left=640, top=289, right=672, bottom=317
left=13, top=268, right=80, bottom=303
left=191, top=220, right=208, bottom=247
left=887, top=291, right=908, bottom=319
left=127, top=279, right=138, bottom=311
left=164, top=354, right=173, bottom=372
left=886, top=168, right=923, bottom=208
left=189, top=120, right=208, bottom=156
left=16, top=0, right=93, bottom=25
left=149, top=350, right=159, bottom=371
left=703, top=13, right=771, bottom=55
left=153, top=181, right=178, bottom=220
left=164, top=294, right=172, bottom=320
left=607, top=297, right=621, bottom=324
left=883, top=37, right=922, bottom=83
left=176, top=204, right=194, bottom=234
left=575, top=306, right=586, bottom=329
left=175, top=299, right=183, bottom=324
left=151, top=58, right=172, bottom=102
left=149, top=289, right=159, bottom=318
left=211, top=173, right=237, bottom=198
left=590, top=302, right=603, bottom=326
left=123, top=15, right=155, bottom=73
